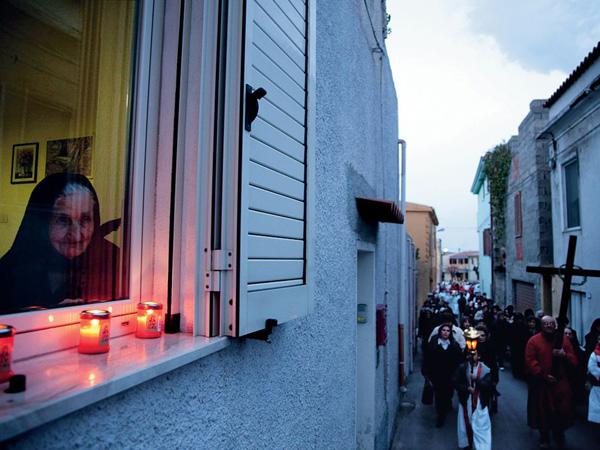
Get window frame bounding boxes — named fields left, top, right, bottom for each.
left=562, top=154, right=581, bottom=230
left=3, top=0, right=170, bottom=360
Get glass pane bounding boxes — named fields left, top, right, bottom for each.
left=564, top=160, right=580, bottom=228
left=0, top=0, right=138, bottom=314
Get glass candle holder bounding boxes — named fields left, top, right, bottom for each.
left=136, top=302, right=163, bottom=338
left=79, top=310, right=111, bottom=354
left=0, top=325, right=16, bottom=383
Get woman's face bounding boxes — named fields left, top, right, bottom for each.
left=528, top=319, right=536, bottom=329
left=440, top=325, right=451, bottom=340
left=49, top=192, right=95, bottom=259
left=478, top=331, right=487, bottom=343
left=564, top=328, right=573, bottom=340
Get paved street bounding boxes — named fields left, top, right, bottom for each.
left=391, top=350, right=600, bottom=449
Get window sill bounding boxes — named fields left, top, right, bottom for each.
left=0, top=333, right=229, bottom=441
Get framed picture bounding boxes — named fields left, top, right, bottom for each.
left=45, top=136, right=94, bottom=178
left=11, top=142, right=39, bottom=184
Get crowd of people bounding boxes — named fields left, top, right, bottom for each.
left=418, top=281, right=600, bottom=450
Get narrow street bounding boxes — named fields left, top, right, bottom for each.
left=391, top=350, right=600, bottom=449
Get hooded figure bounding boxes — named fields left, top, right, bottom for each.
left=0, top=173, right=124, bottom=314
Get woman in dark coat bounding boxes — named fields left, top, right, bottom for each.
left=510, top=313, right=530, bottom=380
left=0, top=173, right=123, bottom=314
left=564, top=327, right=587, bottom=406
left=422, top=323, right=464, bottom=427
left=585, top=318, right=600, bottom=356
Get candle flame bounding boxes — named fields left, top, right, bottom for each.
left=91, top=319, right=100, bottom=328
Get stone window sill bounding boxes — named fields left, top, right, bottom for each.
left=0, top=333, right=230, bottom=441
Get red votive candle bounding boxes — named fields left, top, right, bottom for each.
left=136, top=302, right=163, bottom=338
left=0, top=325, right=16, bottom=383
left=78, top=310, right=111, bottom=354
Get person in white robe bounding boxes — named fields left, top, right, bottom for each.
left=453, top=350, right=493, bottom=450
left=588, top=334, right=600, bottom=424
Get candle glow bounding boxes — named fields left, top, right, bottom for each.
left=136, top=302, right=163, bottom=339
left=78, top=310, right=110, bottom=354
left=0, top=325, right=16, bottom=383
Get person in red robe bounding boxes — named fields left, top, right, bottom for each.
left=525, top=315, right=578, bottom=449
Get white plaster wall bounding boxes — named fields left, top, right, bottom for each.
left=4, top=1, right=402, bottom=449
left=550, top=101, right=600, bottom=335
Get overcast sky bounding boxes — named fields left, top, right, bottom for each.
left=385, top=0, right=599, bottom=253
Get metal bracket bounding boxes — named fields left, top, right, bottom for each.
left=245, top=319, right=278, bottom=343
left=212, top=249, right=233, bottom=271
left=204, top=250, right=233, bottom=293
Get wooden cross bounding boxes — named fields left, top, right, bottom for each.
left=526, top=235, right=600, bottom=351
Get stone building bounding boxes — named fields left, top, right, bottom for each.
left=0, top=1, right=412, bottom=449
left=502, top=100, right=554, bottom=313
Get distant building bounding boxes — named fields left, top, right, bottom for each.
left=442, top=251, right=479, bottom=282
left=405, top=202, right=439, bottom=308
left=471, top=157, right=492, bottom=297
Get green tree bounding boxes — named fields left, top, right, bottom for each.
left=483, top=143, right=511, bottom=240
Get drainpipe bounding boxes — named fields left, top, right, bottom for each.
left=398, top=139, right=407, bottom=387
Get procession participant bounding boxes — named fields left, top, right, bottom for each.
left=525, top=316, right=578, bottom=449
left=454, top=349, right=493, bottom=450
left=588, top=334, right=600, bottom=424
left=422, top=323, right=464, bottom=428
left=429, top=312, right=467, bottom=349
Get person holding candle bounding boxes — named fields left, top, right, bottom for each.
left=0, top=173, right=124, bottom=314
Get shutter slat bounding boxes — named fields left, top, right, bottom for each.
left=248, top=279, right=303, bottom=291
left=249, top=186, right=304, bottom=220
left=252, top=49, right=305, bottom=102
left=248, top=210, right=304, bottom=239
left=252, top=68, right=305, bottom=124
left=255, top=0, right=305, bottom=55
left=249, top=235, right=304, bottom=258
left=249, top=160, right=305, bottom=200
left=258, top=100, right=305, bottom=143
left=251, top=118, right=305, bottom=162
left=274, top=0, right=306, bottom=24
left=248, top=259, right=304, bottom=283
left=249, top=138, right=305, bottom=181
left=253, top=24, right=305, bottom=87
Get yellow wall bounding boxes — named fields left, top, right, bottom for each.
left=0, top=0, right=135, bottom=255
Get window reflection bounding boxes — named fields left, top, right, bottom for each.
left=0, top=0, right=137, bottom=313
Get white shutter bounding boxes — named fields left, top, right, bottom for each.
left=222, top=0, right=313, bottom=337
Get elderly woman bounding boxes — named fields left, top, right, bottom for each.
left=0, top=173, right=123, bottom=313
left=422, top=323, right=464, bottom=428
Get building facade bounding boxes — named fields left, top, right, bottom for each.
left=471, top=157, right=492, bottom=297
left=540, top=43, right=600, bottom=340
left=0, top=1, right=412, bottom=449
left=405, top=202, right=439, bottom=309
left=502, top=100, right=554, bottom=313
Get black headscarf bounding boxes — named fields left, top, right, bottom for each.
left=0, top=173, right=120, bottom=313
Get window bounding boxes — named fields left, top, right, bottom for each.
left=564, top=158, right=580, bottom=229
left=0, top=0, right=136, bottom=315
left=514, top=191, right=522, bottom=237
left=1, top=0, right=315, bottom=359
left=483, top=228, right=492, bottom=256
